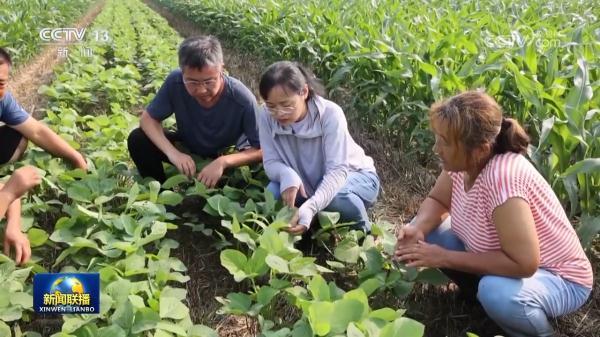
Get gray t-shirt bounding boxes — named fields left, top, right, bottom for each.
left=258, top=95, right=376, bottom=227
left=147, top=69, right=260, bottom=157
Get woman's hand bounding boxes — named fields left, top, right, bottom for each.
left=3, top=226, right=31, bottom=265
left=395, top=240, right=448, bottom=268
left=281, top=184, right=307, bottom=208
left=282, top=210, right=308, bottom=235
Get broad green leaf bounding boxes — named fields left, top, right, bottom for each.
left=222, top=292, right=252, bottom=313
left=157, top=191, right=184, bottom=206
left=127, top=183, right=140, bottom=209
left=308, top=301, right=334, bottom=336
left=379, top=317, right=424, bottom=337
left=266, top=254, right=289, bottom=273
left=317, top=211, right=340, bottom=228
left=154, top=329, right=174, bottom=337
left=128, top=295, right=145, bottom=309
left=136, top=222, right=168, bottom=247
left=188, top=325, right=218, bottom=337
left=256, top=286, right=279, bottom=306
left=269, top=278, right=292, bottom=290
left=27, top=228, right=49, bottom=247
left=347, top=322, right=365, bottom=337
left=369, top=308, right=400, bottom=322
left=361, top=248, right=384, bottom=275
left=247, top=247, right=269, bottom=277
left=307, top=275, right=330, bottom=301
left=98, top=325, right=126, bottom=337
left=325, top=261, right=345, bottom=269
left=415, top=268, right=449, bottom=285
left=392, top=279, right=414, bottom=298
left=67, top=184, right=92, bottom=202
left=9, top=292, right=32, bottom=308
left=95, top=195, right=115, bottom=205
left=359, top=278, right=385, bottom=296
left=206, top=195, right=231, bottom=217
left=161, top=287, right=187, bottom=301
left=131, top=307, right=160, bottom=333
left=342, top=289, right=369, bottom=318
left=159, top=297, right=189, bottom=320
left=149, top=180, right=161, bottom=203
left=157, top=321, right=188, bottom=336
left=289, top=256, right=319, bottom=277
left=334, top=239, right=360, bottom=263
left=162, top=174, right=189, bottom=189
left=0, top=305, right=21, bottom=321
left=0, top=321, right=9, bottom=337
left=330, top=299, right=365, bottom=334
left=111, top=299, right=135, bottom=330
left=220, top=249, right=248, bottom=282
left=106, top=279, right=132, bottom=306
left=291, top=320, right=313, bottom=337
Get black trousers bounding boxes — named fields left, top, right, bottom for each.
left=127, top=128, right=184, bottom=183
left=0, top=125, right=25, bottom=165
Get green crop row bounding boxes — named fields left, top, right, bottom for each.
left=152, top=0, right=600, bottom=245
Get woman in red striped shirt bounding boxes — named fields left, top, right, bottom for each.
left=395, top=91, right=592, bottom=337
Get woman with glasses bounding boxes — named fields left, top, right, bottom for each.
left=258, top=61, right=380, bottom=235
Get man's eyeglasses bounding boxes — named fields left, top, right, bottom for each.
left=183, top=75, right=220, bottom=90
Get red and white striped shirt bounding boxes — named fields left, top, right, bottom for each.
left=448, top=152, right=593, bottom=288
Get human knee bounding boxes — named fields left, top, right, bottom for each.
left=266, top=182, right=281, bottom=200
left=477, top=275, right=518, bottom=310
left=127, top=128, right=147, bottom=149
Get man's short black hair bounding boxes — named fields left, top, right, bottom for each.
left=0, top=47, right=12, bottom=66
left=178, top=36, right=223, bottom=70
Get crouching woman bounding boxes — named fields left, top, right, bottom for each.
left=258, top=61, right=380, bottom=235
left=395, top=90, right=592, bottom=337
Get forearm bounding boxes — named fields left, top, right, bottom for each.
left=31, top=124, right=80, bottom=163
left=4, top=196, right=21, bottom=230
left=298, top=168, right=347, bottom=227
left=264, top=160, right=302, bottom=191
left=444, top=250, right=537, bottom=278
left=140, top=116, right=179, bottom=158
left=0, top=183, right=18, bottom=221
left=220, top=148, right=262, bottom=168
left=412, top=196, right=450, bottom=235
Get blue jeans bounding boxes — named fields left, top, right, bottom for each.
left=425, top=217, right=592, bottom=337
left=267, top=170, right=380, bottom=232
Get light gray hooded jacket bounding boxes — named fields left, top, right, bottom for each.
left=258, top=95, right=376, bottom=227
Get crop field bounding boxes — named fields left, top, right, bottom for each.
left=0, top=0, right=598, bottom=337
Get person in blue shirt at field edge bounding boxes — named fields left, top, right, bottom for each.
left=0, top=47, right=87, bottom=265
left=258, top=61, right=380, bottom=235
left=127, top=36, right=262, bottom=185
